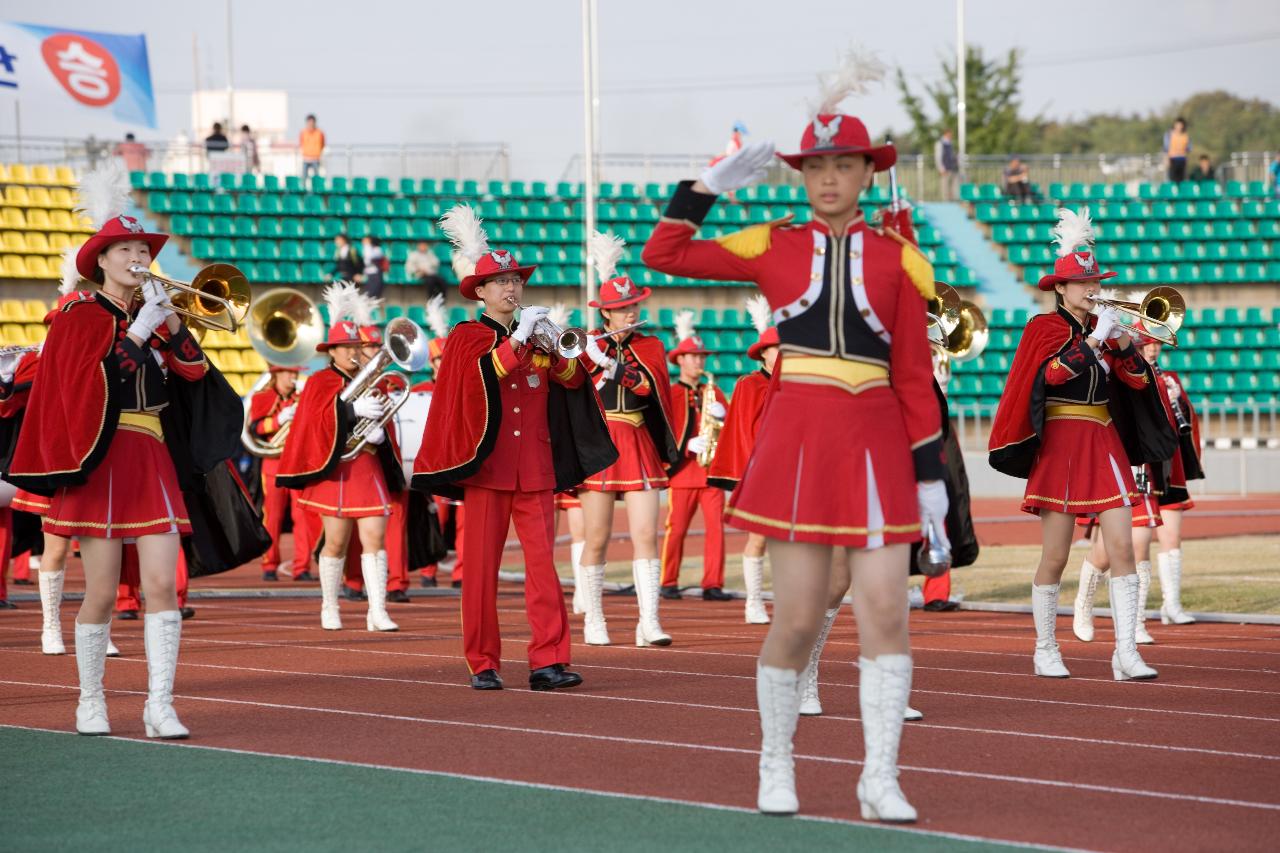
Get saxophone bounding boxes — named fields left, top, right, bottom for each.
left=696, top=373, right=722, bottom=468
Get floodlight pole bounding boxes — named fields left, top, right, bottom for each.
left=956, top=0, right=966, bottom=175
left=225, top=0, right=236, bottom=130
left=581, top=0, right=599, bottom=316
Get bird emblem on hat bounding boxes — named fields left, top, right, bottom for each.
left=1074, top=252, right=1096, bottom=274
left=812, top=115, right=842, bottom=148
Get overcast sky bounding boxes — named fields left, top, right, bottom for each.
left=6, top=0, right=1280, bottom=178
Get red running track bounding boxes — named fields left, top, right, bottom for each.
left=1, top=590, right=1278, bottom=851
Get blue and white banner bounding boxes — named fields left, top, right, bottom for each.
left=0, top=21, right=156, bottom=128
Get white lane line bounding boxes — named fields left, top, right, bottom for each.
left=2, top=682, right=1277, bottom=814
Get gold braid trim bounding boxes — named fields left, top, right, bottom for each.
left=713, top=215, right=794, bottom=259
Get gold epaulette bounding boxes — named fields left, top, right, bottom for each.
left=879, top=225, right=936, bottom=301
left=714, top=214, right=795, bottom=259
left=61, top=293, right=95, bottom=313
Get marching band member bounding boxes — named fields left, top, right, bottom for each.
left=708, top=295, right=779, bottom=624
left=6, top=162, right=226, bottom=738
left=579, top=230, right=679, bottom=648
left=642, top=54, right=945, bottom=822
left=277, top=283, right=401, bottom=632
left=546, top=305, right=588, bottom=613
left=248, top=364, right=315, bottom=581
left=413, top=206, right=614, bottom=690
left=660, top=310, right=729, bottom=601
left=989, top=208, right=1175, bottom=683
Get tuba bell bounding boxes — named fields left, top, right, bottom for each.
left=240, top=288, right=325, bottom=457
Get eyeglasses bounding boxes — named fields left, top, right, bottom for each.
left=488, top=275, right=525, bottom=286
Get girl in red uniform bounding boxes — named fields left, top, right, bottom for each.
left=643, top=84, right=947, bottom=819
left=277, top=283, right=401, bottom=632
left=990, top=209, right=1171, bottom=684
left=7, top=163, right=214, bottom=738
left=578, top=231, right=679, bottom=648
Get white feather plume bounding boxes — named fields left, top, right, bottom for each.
left=745, top=295, right=771, bottom=334
left=588, top=230, right=626, bottom=282
left=439, top=204, right=489, bottom=281
left=547, top=302, right=571, bottom=329
left=351, top=290, right=383, bottom=326
left=76, top=159, right=133, bottom=229
left=813, top=46, right=888, bottom=115
left=1051, top=207, right=1097, bottom=259
left=424, top=293, right=449, bottom=340
left=674, top=309, right=697, bottom=342
left=322, top=281, right=361, bottom=325
left=59, top=247, right=82, bottom=295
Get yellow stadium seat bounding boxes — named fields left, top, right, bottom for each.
left=26, top=209, right=50, bottom=230
left=32, top=165, right=56, bottom=185
left=1, top=256, right=28, bottom=278
left=55, top=166, right=76, bottom=186
left=1, top=209, right=25, bottom=229
left=220, top=350, right=245, bottom=372
left=25, top=232, right=51, bottom=254
left=1, top=232, right=25, bottom=252
left=48, top=210, right=74, bottom=232
left=48, top=233, right=73, bottom=253
left=7, top=164, right=30, bottom=184
left=28, top=187, right=53, bottom=208
left=23, top=256, right=50, bottom=278
left=4, top=186, right=30, bottom=206
left=241, top=350, right=267, bottom=372
left=2, top=323, right=28, bottom=344
left=49, top=188, right=74, bottom=209
left=0, top=299, right=22, bottom=320
left=0, top=165, right=8, bottom=183
left=24, top=299, right=50, bottom=321
left=25, top=322, right=45, bottom=340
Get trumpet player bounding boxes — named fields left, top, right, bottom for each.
left=248, top=364, right=315, bottom=582
left=277, top=283, right=401, bottom=632
left=659, top=311, right=729, bottom=602
left=413, top=206, right=614, bottom=691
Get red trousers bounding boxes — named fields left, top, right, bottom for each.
left=0, top=508, right=10, bottom=601
left=422, top=499, right=464, bottom=582
left=261, top=459, right=317, bottom=578
left=923, top=570, right=951, bottom=605
left=342, top=490, right=409, bottom=592
left=660, top=486, right=725, bottom=589
left=117, top=545, right=189, bottom=611
left=461, top=485, right=569, bottom=673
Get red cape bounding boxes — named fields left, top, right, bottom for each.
left=987, top=312, right=1077, bottom=478
left=595, top=330, right=680, bottom=466
left=708, top=369, right=770, bottom=490
left=0, top=351, right=39, bottom=419
left=276, top=366, right=350, bottom=488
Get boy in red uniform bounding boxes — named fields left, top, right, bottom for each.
left=413, top=206, right=615, bottom=690
left=659, top=310, right=729, bottom=601
left=248, top=364, right=315, bottom=581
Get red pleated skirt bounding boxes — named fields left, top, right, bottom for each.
left=298, top=449, right=391, bottom=518
left=12, top=488, right=51, bottom=516
left=554, top=491, right=582, bottom=510
left=726, top=382, right=919, bottom=548
left=1023, top=413, right=1138, bottom=516
left=581, top=417, right=669, bottom=492
left=44, top=428, right=192, bottom=539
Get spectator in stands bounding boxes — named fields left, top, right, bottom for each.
left=205, top=123, right=230, bottom=154
left=331, top=233, right=362, bottom=283
left=935, top=129, right=959, bottom=201
left=1269, top=153, right=1280, bottom=199
left=300, top=114, right=325, bottom=180
left=1163, top=117, right=1191, bottom=183
left=1003, top=156, right=1032, bottom=204
left=406, top=240, right=446, bottom=301
left=239, top=125, right=260, bottom=174
left=1189, top=154, right=1216, bottom=184
left=114, top=133, right=150, bottom=173
left=361, top=236, right=387, bottom=298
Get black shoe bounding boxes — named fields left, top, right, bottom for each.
left=387, top=589, right=411, bottom=603
left=0, top=600, right=16, bottom=609
left=294, top=571, right=316, bottom=582
left=343, top=587, right=367, bottom=602
left=702, top=587, right=733, bottom=601
left=470, top=669, right=503, bottom=690
left=13, top=578, right=33, bottom=586
left=529, top=663, right=583, bottom=691
left=451, top=580, right=463, bottom=590
left=262, top=571, right=279, bottom=582
left=660, top=585, right=682, bottom=600
left=117, top=609, right=139, bottom=620
left=607, top=584, right=636, bottom=597
left=180, top=607, right=196, bottom=620
left=923, top=599, right=960, bottom=612
left=420, top=575, right=438, bottom=588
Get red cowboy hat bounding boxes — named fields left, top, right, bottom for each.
left=667, top=334, right=712, bottom=364
left=428, top=336, right=447, bottom=361
left=747, top=327, right=780, bottom=361
left=268, top=364, right=303, bottom=374
left=458, top=248, right=537, bottom=301
left=359, top=325, right=383, bottom=345
left=777, top=114, right=896, bottom=172
left=75, top=214, right=169, bottom=282
left=315, top=320, right=374, bottom=352
left=43, top=289, right=94, bottom=325
left=589, top=275, right=651, bottom=310
left=1036, top=251, right=1117, bottom=291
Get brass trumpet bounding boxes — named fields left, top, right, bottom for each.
left=240, top=288, right=325, bottom=458
left=507, top=298, right=588, bottom=359
left=129, top=263, right=252, bottom=334
left=340, top=317, right=429, bottom=461
left=1087, top=286, right=1184, bottom=347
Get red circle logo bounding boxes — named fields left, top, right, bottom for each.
left=40, top=33, right=121, bottom=107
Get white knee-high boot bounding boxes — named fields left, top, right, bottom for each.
left=799, top=607, right=839, bottom=716
left=634, top=559, right=671, bottom=647
left=1032, top=583, right=1070, bottom=677
left=318, top=555, right=344, bottom=630
left=74, top=621, right=111, bottom=735
left=856, top=654, right=917, bottom=823
left=570, top=541, right=586, bottom=615
left=1134, top=562, right=1154, bottom=644
left=143, top=611, right=189, bottom=738
left=581, top=564, right=610, bottom=645
left=39, top=570, right=66, bottom=655
left=1111, top=575, right=1157, bottom=681
left=756, top=663, right=800, bottom=815
left=743, top=555, right=770, bottom=624
left=1159, top=549, right=1195, bottom=624
left=1072, top=559, right=1105, bottom=642
left=364, top=551, right=399, bottom=632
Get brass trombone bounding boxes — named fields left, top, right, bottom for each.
left=129, top=263, right=252, bottom=334
left=240, top=289, right=325, bottom=458
left=1086, top=287, right=1184, bottom=347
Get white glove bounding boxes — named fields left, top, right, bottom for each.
left=353, top=395, right=385, bottom=420
left=698, top=140, right=776, bottom=195
left=687, top=435, right=708, bottom=456
left=0, top=351, right=19, bottom=384
left=365, top=425, right=386, bottom=446
left=917, top=480, right=950, bottom=547
left=585, top=335, right=617, bottom=372
left=277, top=404, right=297, bottom=425
left=127, top=278, right=173, bottom=341
left=706, top=400, right=726, bottom=420
left=1090, top=307, right=1119, bottom=343
left=512, top=305, right=549, bottom=345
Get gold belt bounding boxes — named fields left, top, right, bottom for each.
left=1045, top=403, right=1111, bottom=424
left=118, top=411, right=164, bottom=440
left=781, top=356, right=889, bottom=394
left=606, top=411, right=645, bottom=426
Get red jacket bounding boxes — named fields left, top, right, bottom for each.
left=707, top=368, right=773, bottom=491
left=248, top=387, right=300, bottom=440
left=668, top=378, right=727, bottom=488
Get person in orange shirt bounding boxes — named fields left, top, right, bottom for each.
left=300, top=114, right=326, bottom=180
left=1163, top=117, right=1191, bottom=183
